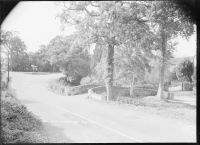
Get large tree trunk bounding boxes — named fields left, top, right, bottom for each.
left=157, top=27, right=167, bottom=99
left=157, top=70, right=164, bottom=99
left=130, top=82, right=134, bottom=97
left=130, top=75, right=137, bottom=97
left=105, top=41, right=114, bottom=101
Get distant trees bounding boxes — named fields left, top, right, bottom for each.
left=1, top=30, right=59, bottom=73
left=176, top=59, right=194, bottom=83
left=1, top=31, right=28, bottom=79
left=28, top=45, right=59, bottom=72
left=8, top=36, right=27, bottom=71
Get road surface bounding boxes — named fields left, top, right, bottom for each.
left=10, top=72, right=196, bottom=143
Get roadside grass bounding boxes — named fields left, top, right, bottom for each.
left=114, top=95, right=196, bottom=124
left=1, top=87, right=49, bottom=143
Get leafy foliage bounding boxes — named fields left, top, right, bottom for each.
left=176, top=59, right=194, bottom=83
left=1, top=31, right=29, bottom=71
left=44, top=34, right=91, bottom=85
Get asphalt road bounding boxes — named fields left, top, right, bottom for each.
left=10, top=72, right=196, bottom=143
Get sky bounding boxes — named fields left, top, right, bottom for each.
left=1, top=1, right=196, bottom=58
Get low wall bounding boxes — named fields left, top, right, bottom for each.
left=88, top=86, right=107, bottom=101
left=87, top=85, right=158, bottom=101
left=87, top=86, right=130, bottom=101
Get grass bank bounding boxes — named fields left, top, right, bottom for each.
left=1, top=86, right=49, bottom=143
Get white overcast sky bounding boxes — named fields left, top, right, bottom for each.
left=1, top=1, right=196, bottom=58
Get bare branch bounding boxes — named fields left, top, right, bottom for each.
left=84, top=7, right=100, bottom=17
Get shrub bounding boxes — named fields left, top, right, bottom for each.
left=176, top=59, right=194, bottom=83
left=58, top=77, right=72, bottom=86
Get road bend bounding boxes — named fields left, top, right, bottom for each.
left=10, top=72, right=196, bottom=143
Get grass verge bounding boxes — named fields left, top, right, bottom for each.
left=114, top=95, right=196, bottom=125
left=1, top=87, right=49, bottom=143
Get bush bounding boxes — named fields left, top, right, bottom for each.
left=176, top=59, right=194, bottom=83
left=58, top=77, right=72, bottom=86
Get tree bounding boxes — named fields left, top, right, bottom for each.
left=149, top=1, right=194, bottom=99
left=1, top=30, right=28, bottom=72
left=8, top=36, right=27, bottom=71
left=59, top=56, right=90, bottom=85
left=1, top=31, right=13, bottom=82
left=46, top=35, right=72, bottom=67
left=114, top=33, right=154, bottom=96
left=57, top=1, right=152, bottom=101
left=176, top=59, right=194, bottom=83
left=45, top=34, right=90, bottom=84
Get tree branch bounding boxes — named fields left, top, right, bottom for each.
left=84, top=7, right=100, bottom=17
